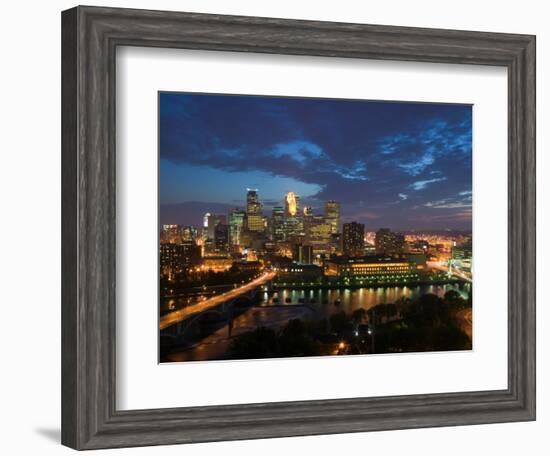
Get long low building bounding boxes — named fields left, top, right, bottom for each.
left=324, top=255, right=420, bottom=278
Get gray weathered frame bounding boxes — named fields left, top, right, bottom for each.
left=61, top=5, right=536, bottom=450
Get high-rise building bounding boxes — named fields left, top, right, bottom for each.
left=245, top=188, right=264, bottom=233
left=293, top=244, right=313, bottom=264
left=303, top=206, right=313, bottom=217
left=160, top=241, right=201, bottom=275
left=325, top=200, right=340, bottom=234
left=375, top=228, right=405, bottom=255
left=246, top=214, right=265, bottom=232
left=305, top=215, right=332, bottom=258
left=214, top=223, right=229, bottom=253
left=203, top=213, right=226, bottom=240
left=272, top=206, right=285, bottom=242
left=285, top=192, right=300, bottom=217
left=343, top=222, right=365, bottom=257
left=246, top=188, right=262, bottom=215
left=229, top=209, right=246, bottom=248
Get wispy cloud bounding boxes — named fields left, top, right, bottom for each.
left=424, top=190, right=472, bottom=209
left=378, top=117, right=472, bottom=177
left=410, top=177, right=447, bottom=191
left=398, top=193, right=408, bottom=200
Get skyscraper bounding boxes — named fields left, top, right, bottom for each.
left=343, top=222, right=365, bottom=257
left=229, top=208, right=246, bottom=248
left=203, top=213, right=226, bottom=240
left=246, top=188, right=264, bottom=232
left=214, top=223, right=229, bottom=253
left=305, top=215, right=332, bottom=258
left=285, top=192, right=300, bottom=217
left=272, top=206, right=285, bottom=242
left=246, top=188, right=262, bottom=215
left=325, top=200, right=340, bottom=234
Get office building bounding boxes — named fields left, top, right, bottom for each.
left=325, top=200, right=340, bottom=234
left=343, top=222, right=365, bottom=257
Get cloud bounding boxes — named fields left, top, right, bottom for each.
left=410, top=177, right=447, bottom=191
left=159, top=93, right=472, bottom=228
left=378, top=116, right=472, bottom=177
left=398, top=193, right=408, bottom=200
left=424, top=190, right=472, bottom=209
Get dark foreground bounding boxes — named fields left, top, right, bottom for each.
left=160, top=289, right=472, bottom=362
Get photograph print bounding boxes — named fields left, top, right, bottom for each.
left=159, top=92, right=473, bottom=363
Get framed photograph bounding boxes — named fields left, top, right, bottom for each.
left=61, top=6, right=536, bottom=450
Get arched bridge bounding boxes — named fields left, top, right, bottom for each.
left=159, top=271, right=276, bottom=331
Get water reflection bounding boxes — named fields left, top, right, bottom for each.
left=264, top=283, right=470, bottom=320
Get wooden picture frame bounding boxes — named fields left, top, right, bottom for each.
left=61, top=5, right=536, bottom=450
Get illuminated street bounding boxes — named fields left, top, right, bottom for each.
left=160, top=271, right=276, bottom=330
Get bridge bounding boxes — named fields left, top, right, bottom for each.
left=160, top=270, right=276, bottom=331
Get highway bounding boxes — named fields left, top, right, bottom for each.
left=159, top=271, right=276, bottom=330
left=427, top=260, right=472, bottom=283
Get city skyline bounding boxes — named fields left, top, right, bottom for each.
left=160, top=92, right=472, bottom=230
left=159, top=92, right=473, bottom=363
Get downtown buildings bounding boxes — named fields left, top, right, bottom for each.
left=159, top=188, right=471, bottom=284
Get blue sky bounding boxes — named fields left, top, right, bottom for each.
left=159, top=92, right=472, bottom=230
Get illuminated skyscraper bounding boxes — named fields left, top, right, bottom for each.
left=343, top=222, right=365, bottom=257
left=229, top=209, right=246, bottom=248
left=305, top=215, right=332, bottom=258
left=272, top=206, right=285, bottom=242
left=246, top=188, right=262, bottom=215
left=325, top=200, right=340, bottom=234
left=285, top=192, right=300, bottom=217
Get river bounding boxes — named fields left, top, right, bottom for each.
left=161, top=282, right=471, bottom=363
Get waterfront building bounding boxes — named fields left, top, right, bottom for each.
left=201, top=255, right=233, bottom=272
left=325, top=200, right=340, bottom=234
left=276, top=264, right=324, bottom=283
left=232, top=260, right=262, bottom=273
left=375, top=228, right=405, bottom=255
left=324, top=256, right=418, bottom=279
left=343, top=222, right=365, bottom=257
left=293, top=243, right=314, bottom=264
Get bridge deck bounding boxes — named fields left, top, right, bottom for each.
left=159, top=271, right=276, bottom=330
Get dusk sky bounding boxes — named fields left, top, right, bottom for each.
left=159, top=92, right=472, bottom=231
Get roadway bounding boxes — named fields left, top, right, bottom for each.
left=159, top=271, right=276, bottom=330
left=427, top=260, right=472, bottom=282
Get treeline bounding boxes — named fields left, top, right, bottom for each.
left=228, top=290, right=472, bottom=359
